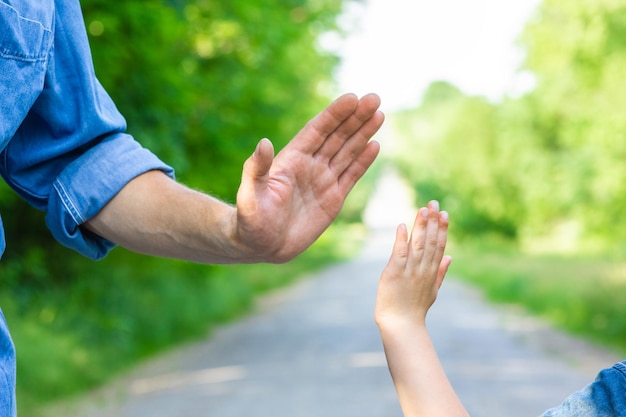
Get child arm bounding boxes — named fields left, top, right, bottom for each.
left=375, top=201, right=469, bottom=417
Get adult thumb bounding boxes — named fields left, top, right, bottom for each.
left=243, top=138, right=274, bottom=182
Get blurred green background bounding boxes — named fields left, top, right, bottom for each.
left=2, top=0, right=626, bottom=415
left=388, top=0, right=626, bottom=366
left=2, top=0, right=373, bottom=414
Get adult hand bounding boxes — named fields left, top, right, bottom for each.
left=85, top=93, right=383, bottom=264
left=236, top=93, right=384, bottom=263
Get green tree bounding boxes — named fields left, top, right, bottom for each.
left=391, top=0, right=626, bottom=251
left=521, top=0, right=626, bottom=245
left=391, top=82, right=523, bottom=241
left=0, top=0, right=354, bottom=408
left=82, top=0, right=343, bottom=200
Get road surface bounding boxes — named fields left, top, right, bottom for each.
left=45, top=169, right=621, bottom=417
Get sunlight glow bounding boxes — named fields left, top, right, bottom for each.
left=131, top=366, right=247, bottom=395
left=322, top=0, right=542, bottom=112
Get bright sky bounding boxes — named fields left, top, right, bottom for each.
left=322, top=0, right=542, bottom=112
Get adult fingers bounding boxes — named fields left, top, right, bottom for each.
left=317, top=93, right=382, bottom=162
left=330, top=108, right=384, bottom=177
left=241, top=138, right=274, bottom=182
left=337, top=139, right=381, bottom=196
left=238, top=139, right=274, bottom=211
left=287, top=93, right=360, bottom=155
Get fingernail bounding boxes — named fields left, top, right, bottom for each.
left=430, top=200, right=439, bottom=211
left=441, top=211, right=449, bottom=221
left=421, top=208, right=429, bottom=219
left=254, top=139, right=266, bottom=155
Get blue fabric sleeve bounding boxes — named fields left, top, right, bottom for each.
left=0, top=309, right=15, bottom=417
left=0, top=0, right=54, bottom=144
left=48, top=133, right=175, bottom=260
left=540, top=361, right=626, bottom=417
left=0, top=0, right=175, bottom=260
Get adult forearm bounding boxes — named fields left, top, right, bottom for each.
left=379, top=320, right=469, bottom=417
left=85, top=94, right=384, bottom=264
left=84, top=170, right=264, bottom=264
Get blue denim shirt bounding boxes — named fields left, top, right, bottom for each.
left=540, top=361, right=626, bottom=417
left=0, top=1, right=173, bottom=415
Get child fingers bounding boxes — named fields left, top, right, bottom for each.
left=408, top=202, right=447, bottom=268
left=436, top=255, right=452, bottom=289
left=393, top=223, right=409, bottom=260
left=385, top=223, right=409, bottom=270
left=408, top=207, right=429, bottom=261
left=433, top=210, right=449, bottom=262
left=421, top=201, right=442, bottom=264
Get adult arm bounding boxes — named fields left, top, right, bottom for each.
left=375, top=201, right=469, bottom=417
left=85, top=93, right=384, bottom=264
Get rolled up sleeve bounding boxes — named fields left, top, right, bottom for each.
left=49, top=133, right=174, bottom=260
left=0, top=0, right=175, bottom=260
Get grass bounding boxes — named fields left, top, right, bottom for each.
left=18, top=217, right=626, bottom=415
left=448, top=239, right=626, bottom=356
left=8, top=222, right=366, bottom=417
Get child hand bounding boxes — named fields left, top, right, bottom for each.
left=375, top=200, right=451, bottom=328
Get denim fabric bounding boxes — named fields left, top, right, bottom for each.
left=0, top=0, right=54, bottom=145
left=0, top=0, right=175, bottom=259
left=0, top=0, right=174, bottom=415
left=541, top=361, right=626, bottom=417
left=0, top=311, right=15, bottom=417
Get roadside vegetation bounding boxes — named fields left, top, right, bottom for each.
left=7, top=0, right=626, bottom=415
left=0, top=1, right=373, bottom=416
left=10, top=220, right=368, bottom=416
left=388, top=0, right=626, bottom=357
left=448, top=240, right=626, bottom=356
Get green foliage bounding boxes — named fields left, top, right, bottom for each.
left=0, top=0, right=361, bottom=413
left=11, top=223, right=363, bottom=416
left=390, top=83, right=524, bottom=241
left=387, top=0, right=626, bottom=366
left=82, top=0, right=342, bottom=200
left=390, top=0, right=626, bottom=252
left=519, top=0, right=626, bottom=245
left=450, top=242, right=626, bottom=355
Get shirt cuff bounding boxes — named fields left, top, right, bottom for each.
left=47, top=133, right=175, bottom=260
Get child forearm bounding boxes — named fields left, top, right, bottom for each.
left=379, top=320, right=470, bottom=417
left=375, top=203, right=468, bottom=417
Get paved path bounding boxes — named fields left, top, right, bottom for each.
left=46, top=169, right=621, bottom=417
